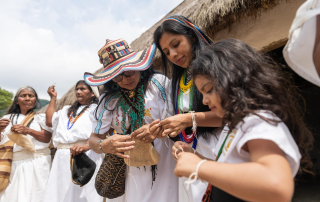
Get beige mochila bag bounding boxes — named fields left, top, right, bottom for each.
left=7, top=112, right=36, bottom=153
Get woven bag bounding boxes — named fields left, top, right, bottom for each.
left=124, top=138, right=160, bottom=167
left=0, top=112, right=36, bottom=190
left=95, top=153, right=125, bottom=199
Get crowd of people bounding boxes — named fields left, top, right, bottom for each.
left=0, top=0, right=320, bottom=201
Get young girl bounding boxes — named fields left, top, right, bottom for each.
left=151, top=15, right=222, bottom=202
left=173, top=39, right=313, bottom=202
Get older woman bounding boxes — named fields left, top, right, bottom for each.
left=0, top=86, right=52, bottom=202
left=86, top=38, right=178, bottom=202
left=43, top=80, right=103, bottom=202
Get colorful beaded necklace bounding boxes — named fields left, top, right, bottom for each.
left=176, top=69, right=197, bottom=149
left=67, top=105, right=89, bottom=130
left=115, top=81, right=145, bottom=134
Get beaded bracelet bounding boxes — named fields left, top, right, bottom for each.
left=97, top=139, right=105, bottom=154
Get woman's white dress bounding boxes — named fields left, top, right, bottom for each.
left=177, top=87, right=220, bottom=202
left=0, top=113, right=52, bottom=202
left=93, top=74, right=179, bottom=202
left=43, top=104, right=104, bottom=202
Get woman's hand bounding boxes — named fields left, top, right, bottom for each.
left=174, top=152, right=202, bottom=178
left=160, top=114, right=191, bottom=137
left=172, top=141, right=194, bottom=161
left=11, top=124, right=31, bottom=135
left=0, top=118, right=10, bottom=132
left=101, top=134, right=135, bottom=158
left=131, top=124, right=156, bottom=143
left=47, top=85, right=57, bottom=99
left=70, top=144, right=90, bottom=156
left=149, top=119, right=165, bottom=139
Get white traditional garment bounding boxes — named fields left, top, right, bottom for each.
left=215, top=111, right=301, bottom=176
left=177, top=88, right=220, bottom=202
left=0, top=113, right=52, bottom=202
left=283, top=0, right=320, bottom=87
left=93, top=74, right=178, bottom=202
left=43, top=104, right=104, bottom=202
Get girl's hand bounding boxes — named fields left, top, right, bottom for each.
left=70, top=144, right=90, bottom=156
left=11, top=124, right=31, bottom=135
left=47, top=85, right=57, bottom=98
left=174, top=152, right=202, bottom=178
left=172, top=141, right=194, bottom=161
left=101, top=134, right=135, bottom=158
left=131, top=124, right=156, bottom=143
left=0, top=118, right=10, bottom=132
left=160, top=114, right=191, bottom=137
left=149, top=119, right=165, bottom=139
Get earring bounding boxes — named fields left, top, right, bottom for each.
left=112, top=83, right=119, bottom=90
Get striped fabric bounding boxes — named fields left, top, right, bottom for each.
left=0, top=140, right=14, bottom=189
left=163, top=15, right=213, bottom=45
left=84, top=38, right=156, bottom=86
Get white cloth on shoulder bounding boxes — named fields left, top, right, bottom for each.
left=0, top=113, right=51, bottom=202
left=283, top=0, right=320, bottom=86
left=214, top=110, right=301, bottom=176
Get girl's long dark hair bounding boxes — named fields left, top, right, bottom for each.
left=153, top=16, right=215, bottom=139
left=67, top=80, right=99, bottom=117
left=6, top=86, right=40, bottom=126
left=191, top=39, right=313, bottom=173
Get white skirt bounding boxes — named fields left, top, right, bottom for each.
left=43, top=149, right=104, bottom=202
left=0, top=155, right=51, bottom=202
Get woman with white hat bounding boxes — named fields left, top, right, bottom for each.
left=43, top=80, right=103, bottom=202
left=87, top=39, right=178, bottom=202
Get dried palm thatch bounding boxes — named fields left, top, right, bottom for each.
left=38, top=0, right=284, bottom=112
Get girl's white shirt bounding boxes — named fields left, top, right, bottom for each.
left=215, top=110, right=301, bottom=176
left=0, top=113, right=51, bottom=152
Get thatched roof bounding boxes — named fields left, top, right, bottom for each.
left=38, top=0, right=286, bottom=112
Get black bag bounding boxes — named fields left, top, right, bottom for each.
left=95, top=153, right=126, bottom=198
left=70, top=152, right=96, bottom=187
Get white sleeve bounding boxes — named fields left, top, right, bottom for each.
left=91, top=94, right=117, bottom=135
left=34, top=113, right=53, bottom=133
left=52, top=107, right=64, bottom=131
left=236, top=113, right=301, bottom=176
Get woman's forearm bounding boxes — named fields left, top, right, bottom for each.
left=313, top=15, right=320, bottom=77
left=28, top=129, right=52, bottom=143
left=89, top=133, right=107, bottom=154
left=197, top=160, right=293, bottom=202
left=46, top=98, right=56, bottom=127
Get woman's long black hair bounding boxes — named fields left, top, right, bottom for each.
left=67, top=80, right=99, bottom=117
left=6, top=86, right=40, bottom=126
left=191, top=39, right=313, bottom=174
left=153, top=16, right=215, bottom=139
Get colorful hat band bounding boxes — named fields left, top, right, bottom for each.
left=99, top=40, right=133, bottom=67
left=163, top=15, right=212, bottom=45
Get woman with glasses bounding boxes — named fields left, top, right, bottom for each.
left=86, top=38, right=178, bottom=202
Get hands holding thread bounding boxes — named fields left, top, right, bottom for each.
left=172, top=141, right=195, bottom=161
left=47, top=85, right=57, bottom=99
left=70, top=144, right=90, bottom=156
left=174, top=152, right=203, bottom=178
left=11, top=124, right=32, bottom=135
left=131, top=124, right=156, bottom=143
left=0, top=118, right=10, bottom=132
left=100, top=134, right=135, bottom=159
left=150, top=114, right=190, bottom=138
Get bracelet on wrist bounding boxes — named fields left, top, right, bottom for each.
left=185, top=159, right=207, bottom=189
left=98, top=139, right=105, bottom=154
